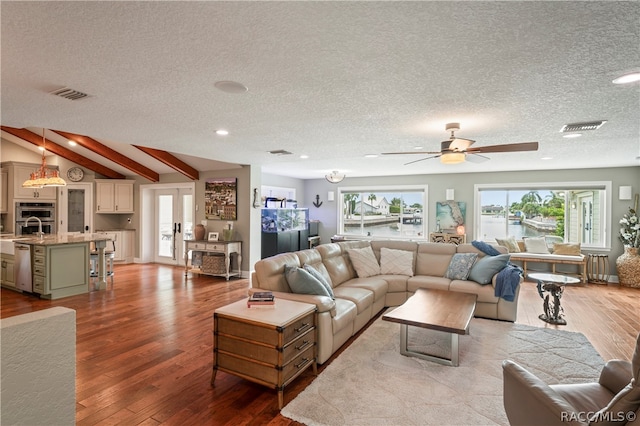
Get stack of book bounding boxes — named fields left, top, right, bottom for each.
left=247, top=291, right=275, bottom=307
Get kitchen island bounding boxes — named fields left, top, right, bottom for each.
left=10, top=234, right=112, bottom=299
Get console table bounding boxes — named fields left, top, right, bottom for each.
left=184, top=240, right=242, bottom=280
left=429, top=232, right=466, bottom=245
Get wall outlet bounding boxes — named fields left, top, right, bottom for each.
left=201, top=220, right=207, bottom=226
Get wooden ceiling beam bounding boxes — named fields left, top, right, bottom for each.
left=52, top=130, right=159, bottom=182
left=1, top=126, right=126, bottom=179
left=133, top=145, right=199, bottom=181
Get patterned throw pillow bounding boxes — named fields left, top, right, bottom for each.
left=347, top=246, right=380, bottom=278
left=495, top=236, right=521, bottom=253
left=379, top=247, right=414, bottom=276
left=444, top=253, right=479, bottom=280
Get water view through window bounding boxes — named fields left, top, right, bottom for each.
left=477, top=185, right=607, bottom=248
left=340, top=188, right=426, bottom=238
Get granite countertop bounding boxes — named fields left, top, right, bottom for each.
left=14, top=233, right=113, bottom=246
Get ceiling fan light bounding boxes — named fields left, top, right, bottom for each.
left=325, top=171, right=345, bottom=184
left=440, top=152, right=466, bottom=164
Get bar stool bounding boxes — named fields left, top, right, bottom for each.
left=90, top=233, right=116, bottom=288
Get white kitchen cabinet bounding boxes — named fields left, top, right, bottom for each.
left=0, top=169, right=8, bottom=213
left=1, top=254, right=16, bottom=288
left=12, top=164, right=57, bottom=200
left=95, top=180, right=134, bottom=213
left=96, top=230, right=135, bottom=263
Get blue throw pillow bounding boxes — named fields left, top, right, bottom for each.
left=469, top=254, right=511, bottom=285
left=471, top=240, right=502, bottom=256
left=444, top=253, right=478, bottom=280
left=303, top=263, right=334, bottom=299
left=284, top=265, right=332, bottom=298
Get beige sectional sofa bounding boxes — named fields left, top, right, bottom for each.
left=251, top=240, right=522, bottom=364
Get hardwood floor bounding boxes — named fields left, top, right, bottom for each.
left=1, top=263, right=639, bottom=425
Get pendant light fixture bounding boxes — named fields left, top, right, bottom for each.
left=22, top=129, right=67, bottom=188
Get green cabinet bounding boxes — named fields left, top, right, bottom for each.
left=33, top=243, right=89, bottom=299
left=1, top=254, right=16, bottom=288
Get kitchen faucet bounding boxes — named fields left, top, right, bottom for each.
left=25, top=216, right=44, bottom=239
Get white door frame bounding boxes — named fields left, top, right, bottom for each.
left=140, top=182, right=195, bottom=264
left=58, top=183, right=94, bottom=234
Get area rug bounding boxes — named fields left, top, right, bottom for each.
left=281, top=316, right=604, bottom=426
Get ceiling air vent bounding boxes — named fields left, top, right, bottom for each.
left=560, top=120, right=607, bottom=132
left=49, top=87, right=90, bottom=100
left=268, top=149, right=293, bottom=156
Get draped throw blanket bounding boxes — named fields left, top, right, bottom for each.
left=472, top=240, right=522, bottom=301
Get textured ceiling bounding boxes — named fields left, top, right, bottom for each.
left=1, top=1, right=639, bottom=180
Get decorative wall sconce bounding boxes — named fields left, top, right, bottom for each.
left=446, top=189, right=455, bottom=201
left=619, top=185, right=632, bottom=201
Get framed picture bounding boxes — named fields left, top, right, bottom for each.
left=208, top=232, right=219, bottom=242
left=205, top=178, right=237, bottom=220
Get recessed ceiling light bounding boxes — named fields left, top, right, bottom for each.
left=215, top=129, right=229, bottom=136
left=214, top=81, right=248, bottom=93
left=562, top=133, right=582, bottom=138
left=413, top=146, right=423, bottom=150
left=300, top=154, right=309, bottom=159
left=612, top=72, right=640, bottom=84
left=541, top=156, right=553, bottom=160
left=364, top=154, right=378, bottom=158
left=68, top=140, right=77, bottom=146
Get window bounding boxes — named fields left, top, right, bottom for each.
left=474, top=182, right=612, bottom=249
left=338, top=185, right=427, bottom=239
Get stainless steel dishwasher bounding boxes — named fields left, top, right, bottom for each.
left=14, top=243, right=32, bottom=292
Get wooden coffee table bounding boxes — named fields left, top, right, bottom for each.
left=382, top=288, right=477, bottom=366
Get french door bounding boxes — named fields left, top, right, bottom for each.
left=153, top=188, right=193, bottom=265
left=58, top=183, right=93, bottom=234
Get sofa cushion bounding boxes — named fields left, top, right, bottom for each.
left=347, top=246, right=381, bottom=278
left=380, top=247, right=414, bottom=276
left=303, top=264, right=335, bottom=299
left=496, top=236, right=521, bottom=253
left=449, top=279, right=500, bottom=303
left=332, top=286, right=374, bottom=314
left=317, top=243, right=359, bottom=286
left=590, top=383, right=640, bottom=425
left=468, top=254, right=511, bottom=285
left=524, top=236, right=550, bottom=254
left=340, top=277, right=389, bottom=301
left=407, top=275, right=451, bottom=293
left=284, top=265, right=333, bottom=298
left=444, top=253, right=478, bottom=280
left=415, top=243, right=456, bottom=276
left=552, top=242, right=581, bottom=256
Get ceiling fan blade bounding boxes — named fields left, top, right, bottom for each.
left=449, top=138, right=475, bottom=152
left=467, top=142, right=539, bottom=154
left=466, top=153, right=490, bottom=163
left=404, top=154, right=441, bottom=165
left=381, top=151, right=440, bottom=155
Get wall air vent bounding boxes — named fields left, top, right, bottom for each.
left=268, top=149, right=293, bottom=156
left=49, top=87, right=90, bottom=100
left=560, top=121, right=607, bottom=132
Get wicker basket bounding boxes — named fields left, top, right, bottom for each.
left=202, top=254, right=226, bottom=274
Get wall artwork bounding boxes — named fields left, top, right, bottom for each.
left=436, top=201, right=466, bottom=232
left=205, top=178, right=237, bottom=220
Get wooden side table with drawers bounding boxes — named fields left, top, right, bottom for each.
left=211, top=298, right=317, bottom=408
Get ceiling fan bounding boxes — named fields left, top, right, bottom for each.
left=382, top=123, right=539, bottom=165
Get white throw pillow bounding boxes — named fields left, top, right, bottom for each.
left=380, top=247, right=414, bottom=276
left=347, top=246, right=380, bottom=278
left=524, top=236, right=550, bottom=254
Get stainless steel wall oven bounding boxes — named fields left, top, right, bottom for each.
left=15, top=202, right=56, bottom=235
